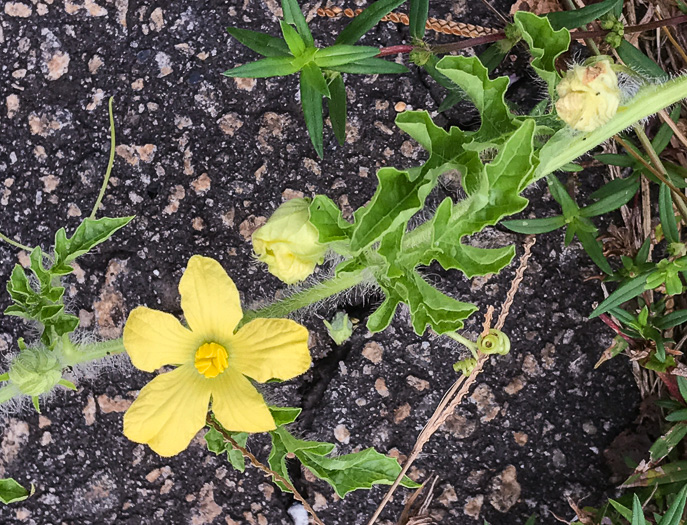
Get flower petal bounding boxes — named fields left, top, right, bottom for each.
left=179, top=255, right=243, bottom=343
left=123, top=365, right=211, bottom=457
left=229, top=318, right=311, bottom=383
left=211, top=369, right=276, bottom=432
left=124, top=306, right=201, bottom=372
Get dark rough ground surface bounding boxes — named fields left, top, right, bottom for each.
left=0, top=0, right=642, bottom=524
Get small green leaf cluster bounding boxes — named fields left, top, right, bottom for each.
left=206, top=407, right=419, bottom=498
left=224, top=0, right=408, bottom=156
left=5, top=217, right=132, bottom=348
left=1, top=216, right=132, bottom=410
left=581, top=379, right=687, bottom=521
left=505, top=173, right=638, bottom=275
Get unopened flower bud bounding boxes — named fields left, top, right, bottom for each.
left=252, top=198, right=327, bottom=285
left=8, top=348, right=62, bottom=396
left=555, top=58, right=621, bottom=132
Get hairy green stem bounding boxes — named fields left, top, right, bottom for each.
left=633, top=124, right=687, bottom=224
left=61, top=338, right=126, bottom=367
left=0, top=232, right=33, bottom=252
left=89, top=96, right=117, bottom=219
left=241, top=269, right=369, bottom=325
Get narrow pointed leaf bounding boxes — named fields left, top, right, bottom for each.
left=503, top=216, right=566, bottom=234
left=409, top=0, right=429, bottom=39
left=546, top=0, right=622, bottom=30
left=577, top=229, right=613, bottom=275
left=617, top=40, right=668, bottom=80
left=301, top=62, right=330, bottom=97
left=590, top=274, right=649, bottom=318
left=581, top=177, right=639, bottom=217
left=655, top=310, right=687, bottom=330
left=227, top=27, right=291, bottom=57
left=300, top=74, right=324, bottom=157
left=652, top=104, right=682, bottom=155
left=281, top=0, right=313, bottom=46
left=224, top=57, right=299, bottom=78
left=631, top=494, right=647, bottom=525
left=327, top=74, right=347, bottom=145
left=280, top=20, right=306, bottom=56
left=659, top=183, right=679, bottom=245
left=649, top=422, right=687, bottom=464
left=335, top=0, right=405, bottom=45
left=657, top=483, right=687, bottom=525
left=315, top=45, right=380, bottom=68
left=326, top=57, right=409, bottom=75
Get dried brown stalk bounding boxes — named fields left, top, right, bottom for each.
left=205, top=415, right=325, bottom=525
left=366, top=236, right=536, bottom=525
left=316, top=7, right=499, bottom=37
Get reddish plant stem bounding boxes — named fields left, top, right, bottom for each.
left=657, top=371, right=682, bottom=403
left=377, top=44, right=414, bottom=57
left=599, top=313, right=635, bottom=344
left=375, top=14, right=687, bottom=56
left=205, top=416, right=324, bottom=525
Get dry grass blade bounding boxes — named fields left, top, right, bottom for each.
left=397, top=474, right=439, bottom=525
left=366, top=236, right=536, bottom=525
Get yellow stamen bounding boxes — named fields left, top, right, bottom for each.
left=194, top=342, right=229, bottom=378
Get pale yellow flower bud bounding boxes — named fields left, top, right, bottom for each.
left=555, top=59, right=621, bottom=132
left=252, top=198, right=327, bottom=285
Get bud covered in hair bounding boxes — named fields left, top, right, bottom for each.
left=252, top=198, right=327, bottom=285
left=555, top=58, right=621, bottom=132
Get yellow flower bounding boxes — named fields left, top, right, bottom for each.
left=122, top=255, right=311, bottom=457
left=252, top=198, right=327, bottom=285
left=555, top=58, right=621, bottom=132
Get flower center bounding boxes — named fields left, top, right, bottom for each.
left=194, top=342, right=229, bottom=378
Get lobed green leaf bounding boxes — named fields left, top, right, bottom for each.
left=297, top=447, right=420, bottom=498
left=436, top=55, right=518, bottom=140
left=513, top=11, right=570, bottom=99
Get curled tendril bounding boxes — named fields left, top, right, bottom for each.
left=453, top=357, right=477, bottom=377
left=477, top=329, right=511, bottom=356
